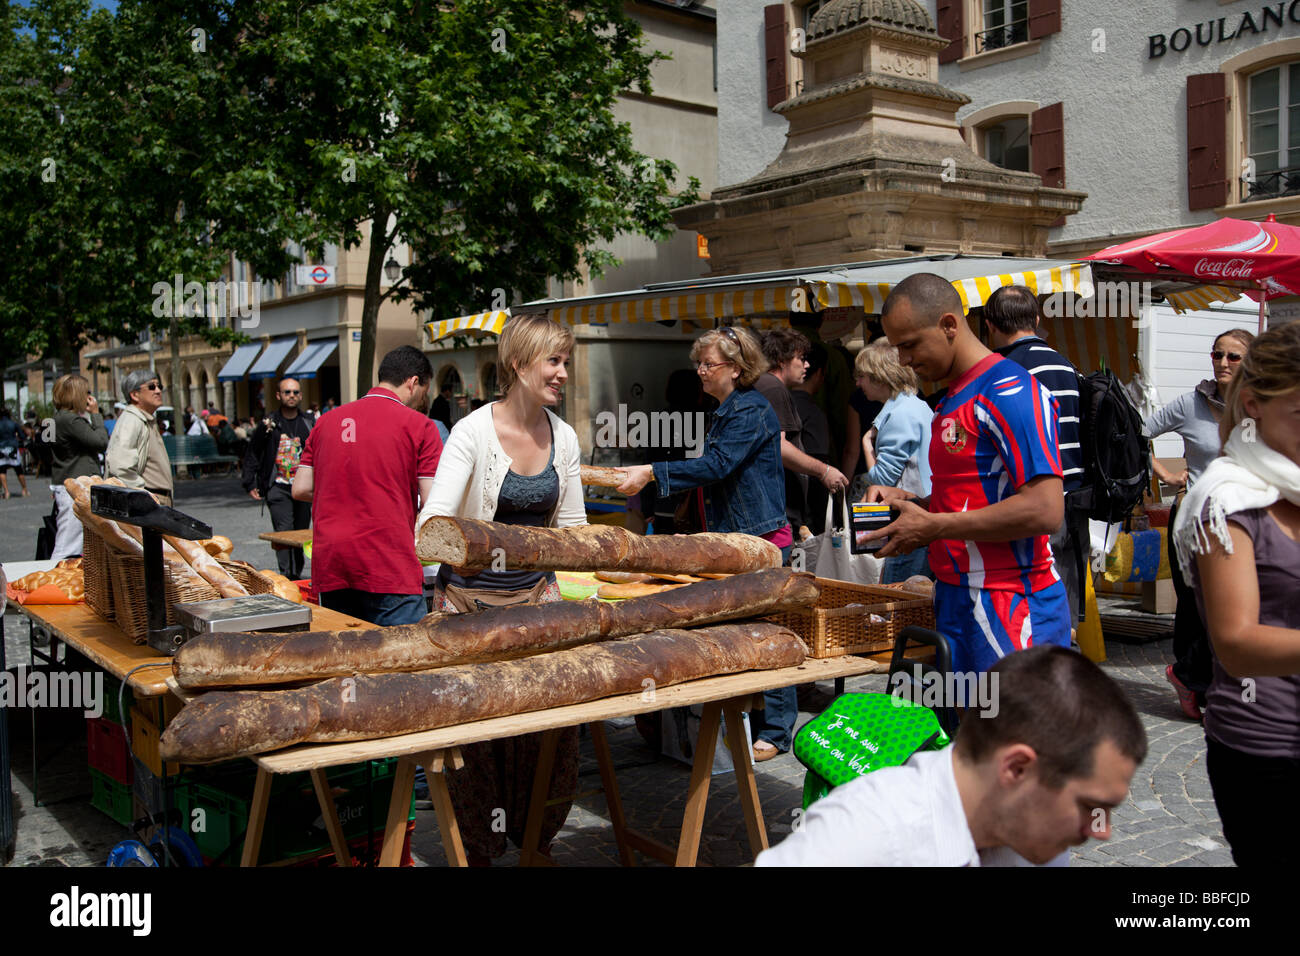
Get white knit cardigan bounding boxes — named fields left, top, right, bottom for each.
left=415, top=403, right=587, bottom=541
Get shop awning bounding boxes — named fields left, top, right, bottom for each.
left=83, top=341, right=156, bottom=361
left=427, top=255, right=1139, bottom=381
left=803, top=260, right=1091, bottom=312
left=216, top=343, right=264, bottom=382
left=426, top=310, right=510, bottom=342
left=284, top=340, right=338, bottom=380
left=246, top=338, right=297, bottom=378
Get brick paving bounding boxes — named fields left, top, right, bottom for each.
left=1, top=475, right=1233, bottom=867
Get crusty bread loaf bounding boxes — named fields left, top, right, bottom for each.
left=417, top=517, right=781, bottom=575
left=173, top=568, right=819, bottom=689
left=160, top=622, right=808, bottom=763
left=593, top=571, right=653, bottom=584
left=596, top=582, right=683, bottom=600
left=580, top=465, right=627, bottom=487
left=257, top=570, right=303, bottom=604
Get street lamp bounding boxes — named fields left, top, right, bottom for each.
left=384, top=257, right=401, bottom=282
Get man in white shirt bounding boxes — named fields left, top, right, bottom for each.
left=757, top=646, right=1147, bottom=866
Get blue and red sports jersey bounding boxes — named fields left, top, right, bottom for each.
left=927, top=353, right=1063, bottom=592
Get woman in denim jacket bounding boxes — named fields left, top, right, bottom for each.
left=619, top=325, right=796, bottom=761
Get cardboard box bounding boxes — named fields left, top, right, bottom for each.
left=1142, top=578, right=1176, bottom=615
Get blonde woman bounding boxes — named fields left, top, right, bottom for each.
left=415, top=314, right=584, bottom=864
left=855, top=338, right=933, bottom=583
left=49, top=374, right=109, bottom=558
left=1174, top=322, right=1300, bottom=866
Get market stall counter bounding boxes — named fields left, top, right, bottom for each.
left=238, top=652, right=893, bottom=867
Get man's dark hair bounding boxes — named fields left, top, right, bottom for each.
left=804, top=341, right=828, bottom=378
left=954, top=646, right=1148, bottom=788
left=788, top=310, right=824, bottom=332
left=883, top=273, right=962, bottom=326
left=983, top=285, right=1041, bottom=335
left=761, top=328, right=811, bottom=367
left=377, top=346, right=433, bottom=388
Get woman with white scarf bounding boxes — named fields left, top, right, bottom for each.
left=1173, top=321, right=1300, bottom=867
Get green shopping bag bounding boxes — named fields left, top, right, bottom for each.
left=793, top=693, right=951, bottom=809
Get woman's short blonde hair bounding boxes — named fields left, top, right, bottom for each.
left=53, top=374, right=90, bottom=413
left=1220, top=321, right=1300, bottom=445
left=689, top=326, right=768, bottom=387
left=854, top=337, right=918, bottom=398
left=497, top=314, right=576, bottom=396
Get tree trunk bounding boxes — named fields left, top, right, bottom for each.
left=170, top=315, right=182, bottom=409
left=356, top=206, right=391, bottom=396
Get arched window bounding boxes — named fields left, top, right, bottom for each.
left=980, top=116, right=1030, bottom=172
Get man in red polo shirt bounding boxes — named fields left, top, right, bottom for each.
left=292, top=346, right=443, bottom=625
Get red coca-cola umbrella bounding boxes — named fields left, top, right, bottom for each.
left=1083, top=214, right=1300, bottom=332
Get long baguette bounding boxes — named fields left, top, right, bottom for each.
left=160, top=622, right=808, bottom=763
left=417, top=517, right=780, bottom=575
left=173, top=568, right=819, bottom=689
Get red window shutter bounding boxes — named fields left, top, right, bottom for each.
left=1031, top=103, right=1065, bottom=188
left=1028, top=0, right=1062, bottom=40
left=1187, top=73, right=1229, bottom=210
left=936, top=0, right=963, bottom=63
left=765, top=5, right=788, bottom=110
left=1031, top=103, right=1066, bottom=226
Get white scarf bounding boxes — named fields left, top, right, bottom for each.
left=1171, top=421, right=1300, bottom=578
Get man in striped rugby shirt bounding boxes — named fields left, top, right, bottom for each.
left=984, top=285, right=1088, bottom=633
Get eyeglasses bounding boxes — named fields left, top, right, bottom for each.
left=1210, top=350, right=1244, bottom=363
left=696, top=361, right=733, bottom=373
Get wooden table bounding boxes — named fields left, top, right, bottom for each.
left=11, top=601, right=369, bottom=696
left=9, top=600, right=372, bottom=816
left=243, top=653, right=896, bottom=868
left=258, top=529, right=312, bottom=550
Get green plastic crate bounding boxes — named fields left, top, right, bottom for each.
left=176, top=759, right=414, bottom=865
left=100, top=674, right=133, bottom=727
left=89, top=769, right=133, bottom=826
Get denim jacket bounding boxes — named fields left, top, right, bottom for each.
left=652, top=387, right=787, bottom=536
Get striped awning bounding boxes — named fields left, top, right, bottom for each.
left=1163, top=285, right=1242, bottom=313
left=426, top=310, right=510, bottom=342
left=539, top=285, right=794, bottom=328
left=808, top=262, right=1092, bottom=312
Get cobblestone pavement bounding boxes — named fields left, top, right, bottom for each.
left=1, top=476, right=1232, bottom=867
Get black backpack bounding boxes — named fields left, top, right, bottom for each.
left=1075, top=368, right=1151, bottom=523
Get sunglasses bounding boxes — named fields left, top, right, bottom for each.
left=281, top=389, right=301, bottom=395
left=136, top=382, right=161, bottom=392
left=1210, top=350, right=1244, bottom=363
left=719, top=326, right=740, bottom=344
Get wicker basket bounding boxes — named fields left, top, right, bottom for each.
left=82, top=528, right=116, bottom=621
left=767, top=577, right=935, bottom=659
left=109, top=555, right=275, bottom=643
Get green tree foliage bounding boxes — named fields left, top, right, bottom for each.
left=212, top=0, right=698, bottom=392
left=0, top=0, right=246, bottom=377
left=1, top=0, right=698, bottom=396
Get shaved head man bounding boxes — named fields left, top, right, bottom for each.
left=863, top=273, right=1071, bottom=681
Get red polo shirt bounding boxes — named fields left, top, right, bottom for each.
left=299, top=387, right=442, bottom=595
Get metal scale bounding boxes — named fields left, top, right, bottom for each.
left=89, top=485, right=310, bottom=654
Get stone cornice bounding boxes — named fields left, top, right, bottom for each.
left=775, top=71, right=969, bottom=113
